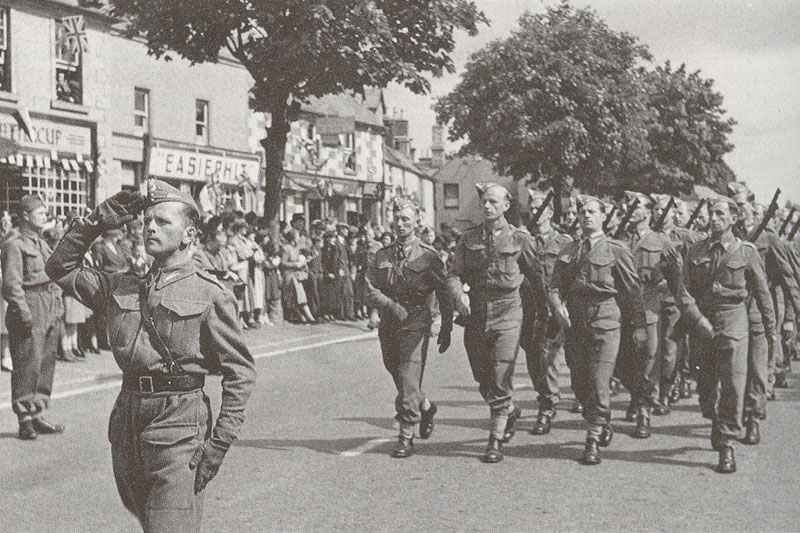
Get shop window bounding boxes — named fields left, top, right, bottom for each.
left=443, top=183, right=459, bottom=209
left=134, top=88, right=149, bottom=132
left=0, top=8, right=10, bottom=92
left=54, top=17, right=85, bottom=104
left=195, top=99, right=209, bottom=145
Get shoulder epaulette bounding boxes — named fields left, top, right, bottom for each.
left=419, top=241, right=438, bottom=254
left=195, top=268, right=226, bottom=291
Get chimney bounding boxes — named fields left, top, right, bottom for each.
left=409, top=147, right=416, bottom=161
left=431, top=124, right=445, bottom=168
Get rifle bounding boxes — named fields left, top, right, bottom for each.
left=529, top=190, right=555, bottom=227
left=685, top=199, right=706, bottom=229
left=788, top=215, right=800, bottom=241
left=778, top=207, right=796, bottom=236
left=602, top=204, right=618, bottom=233
left=653, top=196, right=677, bottom=231
left=748, top=188, right=781, bottom=243
left=614, top=198, right=639, bottom=239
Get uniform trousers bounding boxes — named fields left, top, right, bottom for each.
left=7, top=288, right=61, bottom=418
left=523, top=318, right=563, bottom=411
left=109, top=388, right=211, bottom=533
left=379, top=306, right=431, bottom=425
left=696, top=334, right=748, bottom=446
left=463, top=293, right=522, bottom=418
left=744, top=328, right=768, bottom=419
left=564, top=319, right=620, bottom=427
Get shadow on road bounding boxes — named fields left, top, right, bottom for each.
left=236, top=436, right=386, bottom=455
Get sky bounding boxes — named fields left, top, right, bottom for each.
left=383, top=0, right=800, bottom=204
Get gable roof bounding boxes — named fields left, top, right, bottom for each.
left=303, top=90, right=385, bottom=129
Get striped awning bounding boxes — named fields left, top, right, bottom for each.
left=0, top=153, right=93, bottom=172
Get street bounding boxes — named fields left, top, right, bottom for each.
left=1, top=322, right=798, bottom=533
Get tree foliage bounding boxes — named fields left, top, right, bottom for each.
left=109, top=0, right=486, bottom=227
left=435, top=2, right=736, bottom=196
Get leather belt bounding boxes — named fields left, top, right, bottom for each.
left=122, top=373, right=205, bottom=394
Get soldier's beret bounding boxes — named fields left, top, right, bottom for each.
left=146, top=179, right=199, bottom=216
left=708, top=196, right=738, bottom=213
left=476, top=182, right=510, bottom=201
left=727, top=181, right=754, bottom=202
left=577, top=194, right=608, bottom=211
left=624, top=190, right=653, bottom=207
left=19, top=194, right=45, bottom=214
left=392, top=197, right=418, bottom=212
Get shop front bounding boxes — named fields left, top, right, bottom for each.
left=146, top=139, right=261, bottom=216
left=0, top=108, right=95, bottom=217
left=282, top=170, right=385, bottom=227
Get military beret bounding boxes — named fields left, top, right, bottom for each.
left=727, top=181, right=754, bottom=202
left=707, top=195, right=738, bottom=213
left=19, top=194, right=45, bottom=214
left=392, top=197, right=418, bottom=212
left=577, top=194, right=608, bottom=211
left=476, top=182, right=510, bottom=200
left=146, top=179, right=199, bottom=215
left=624, top=190, right=653, bottom=208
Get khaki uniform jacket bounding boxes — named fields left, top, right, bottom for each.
left=2, top=227, right=61, bottom=324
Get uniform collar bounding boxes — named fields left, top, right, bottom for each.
left=20, top=227, right=40, bottom=240
left=484, top=216, right=509, bottom=234
left=710, top=230, right=736, bottom=251
left=150, top=257, right=196, bottom=290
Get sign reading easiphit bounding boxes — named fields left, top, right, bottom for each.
left=147, top=145, right=260, bottom=185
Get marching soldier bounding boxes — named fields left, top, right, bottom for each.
left=366, top=199, right=454, bottom=458
left=685, top=197, right=776, bottom=473
left=446, top=183, right=546, bottom=463
left=549, top=195, right=648, bottom=465
left=520, top=189, right=573, bottom=435
left=46, top=182, right=256, bottom=531
left=2, top=195, right=65, bottom=440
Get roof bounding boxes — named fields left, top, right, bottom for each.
left=303, top=91, right=385, bottom=129
left=384, top=145, right=427, bottom=177
left=432, top=155, right=515, bottom=189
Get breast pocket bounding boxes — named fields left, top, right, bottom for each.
left=374, top=260, right=393, bottom=288
left=21, top=249, right=44, bottom=276
left=464, top=243, right=486, bottom=277
left=720, top=259, right=747, bottom=290
left=109, top=292, right=141, bottom=348
left=637, top=243, right=663, bottom=283
left=587, top=254, right=615, bottom=286
left=157, top=298, right=207, bottom=358
left=495, top=244, right=521, bottom=274
left=404, top=258, right=430, bottom=290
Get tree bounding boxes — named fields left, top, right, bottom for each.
left=637, top=61, right=736, bottom=194
left=435, top=2, right=653, bottom=196
left=110, top=0, right=486, bottom=232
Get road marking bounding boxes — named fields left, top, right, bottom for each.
left=340, top=438, right=393, bottom=457
left=0, top=331, right=377, bottom=411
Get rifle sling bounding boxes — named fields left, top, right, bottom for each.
left=138, top=282, right=182, bottom=374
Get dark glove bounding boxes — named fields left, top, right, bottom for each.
left=89, top=191, right=146, bottom=230
left=188, top=439, right=227, bottom=494
left=437, top=328, right=451, bottom=353
left=19, top=320, right=33, bottom=337
left=695, top=315, right=715, bottom=342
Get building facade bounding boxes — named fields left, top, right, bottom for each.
left=383, top=145, right=435, bottom=228
left=0, top=0, right=258, bottom=218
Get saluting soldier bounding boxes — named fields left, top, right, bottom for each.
left=685, top=197, right=776, bottom=473
left=446, top=183, right=546, bottom=463
left=366, top=199, right=454, bottom=458
left=520, top=189, right=573, bottom=435
left=46, top=182, right=256, bottom=532
left=549, top=195, right=648, bottom=465
left=2, top=195, right=65, bottom=440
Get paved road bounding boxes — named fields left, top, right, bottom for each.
left=1, top=323, right=798, bottom=532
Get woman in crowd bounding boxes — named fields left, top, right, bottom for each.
left=281, top=229, right=316, bottom=324
left=261, top=233, right=282, bottom=326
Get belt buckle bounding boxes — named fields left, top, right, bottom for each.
left=138, top=375, right=154, bottom=393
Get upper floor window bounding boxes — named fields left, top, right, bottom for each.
left=0, top=8, right=10, bottom=92
left=134, top=88, right=149, bottom=132
left=195, top=99, right=208, bottom=145
left=54, top=16, right=86, bottom=104
left=343, top=132, right=355, bottom=150
left=443, top=183, right=459, bottom=209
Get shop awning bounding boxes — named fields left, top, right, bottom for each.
left=0, top=153, right=93, bottom=172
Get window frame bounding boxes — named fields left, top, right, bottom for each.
left=0, top=7, right=10, bottom=92
left=195, top=99, right=209, bottom=145
left=443, top=183, right=459, bottom=209
left=133, top=87, right=149, bottom=132
left=54, top=17, right=84, bottom=105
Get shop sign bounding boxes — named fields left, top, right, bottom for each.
left=0, top=113, right=92, bottom=154
left=148, top=145, right=259, bottom=185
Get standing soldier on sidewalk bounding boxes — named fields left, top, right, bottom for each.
left=446, top=183, right=546, bottom=463
left=46, top=182, right=256, bottom=532
left=549, top=195, right=648, bottom=465
left=1, top=195, right=65, bottom=440
left=366, top=199, right=453, bottom=458
left=685, top=196, right=776, bottom=473
left=520, top=189, right=572, bottom=435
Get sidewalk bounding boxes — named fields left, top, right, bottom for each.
left=0, top=319, right=378, bottom=410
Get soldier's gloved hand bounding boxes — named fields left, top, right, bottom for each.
left=695, top=315, right=715, bottom=342
left=189, top=439, right=227, bottom=494
left=89, top=191, right=146, bottom=230
left=437, top=328, right=451, bottom=353
left=555, top=303, right=571, bottom=330
left=782, top=320, right=795, bottom=340
left=633, top=327, right=649, bottom=353
left=19, top=319, right=33, bottom=337
left=455, top=292, right=471, bottom=317
left=387, top=301, right=408, bottom=322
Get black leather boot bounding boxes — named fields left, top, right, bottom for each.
left=717, top=445, right=736, bottom=474
left=599, top=424, right=614, bottom=447
left=741, top=416, right=760, bottom=445
left=390, top=436, right=413, bottom=458
left=482, top=436, right=503, bottom=463
left=581, top=438, right=601, bottom=465
left=18, top=419, right=37, bottom=440
left=633, top=413, right=651, bottom=439
left=530, top=409, right=555, bottom=435
left=419, top=403, right=437, bottom=440
left=502, top=406, right=521, bottom=443
left=33, top=417, right=66, bottom=434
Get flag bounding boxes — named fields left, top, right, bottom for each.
left=60, top=16, right=89, bottom=55
left=12, top=106, right=33, bottom=141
